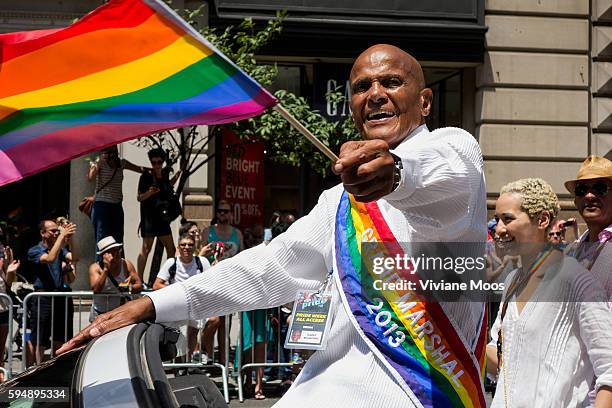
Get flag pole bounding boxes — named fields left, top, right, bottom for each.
left=273, top=104, right=339, bottom=162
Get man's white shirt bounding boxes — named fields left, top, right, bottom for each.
left=157, top=256, right=211, bottom=284
left=147, top=125, right=487, bottom=408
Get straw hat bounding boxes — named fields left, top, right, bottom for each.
left=97, top=236, right=123, bottom=255
left=564, top=155, right=612, bottom=194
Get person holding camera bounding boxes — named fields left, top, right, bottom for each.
left=136, top=148, right=181, bottom=280
left=199, top=200, right=244, bottom=364
left=87, top=145, right=144, bottom=256
left=27, top=219, right=78, bottom=364
left=89, top=237, right=141, bottom=322
left=547, top=218, right=578, bottom=247
left=200, top=200, right=243, bottom=263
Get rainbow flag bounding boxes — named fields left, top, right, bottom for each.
left=335, top=191, right=487, bottom=407
left=0, top=0, right=277, bottom=186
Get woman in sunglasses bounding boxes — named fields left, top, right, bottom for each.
left=486, top=177, right=612, bottom=407
left=199, top=200, right=244, bottom=369
left=201, top=200, right=244, bottom=263
left=136, top=148, right=181, bottom=280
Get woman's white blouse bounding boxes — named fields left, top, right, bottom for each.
left=489, top=256, right=612, bottom=407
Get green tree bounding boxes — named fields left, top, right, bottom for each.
left=207, top=12, right=359, bottom=176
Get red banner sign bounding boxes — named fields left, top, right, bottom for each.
left=219, top=129, right=265, bottom=230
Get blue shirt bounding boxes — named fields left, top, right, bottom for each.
left=27, top=243, right=68, bottom=290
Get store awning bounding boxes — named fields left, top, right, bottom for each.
left=210, top=0, right=487, bottom=62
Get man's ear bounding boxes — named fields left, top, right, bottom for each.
left=420, top=88, right=433, bottom=117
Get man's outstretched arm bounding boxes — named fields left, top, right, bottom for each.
left=58, top=185, right=336, bottom=353
left=59, top=138, right=399, bottom=353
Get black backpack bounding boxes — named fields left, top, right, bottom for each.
left=168, top=256, right=204, bottom=284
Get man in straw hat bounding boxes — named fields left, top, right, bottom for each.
left=565, top=155, right=612, bottom=299
left=60, top=44, right=488, bottom=407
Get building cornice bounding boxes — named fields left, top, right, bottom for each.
left=0, top=10, right=77, bottom=31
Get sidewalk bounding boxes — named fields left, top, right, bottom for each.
left=229, top=397, right=280, bottom=407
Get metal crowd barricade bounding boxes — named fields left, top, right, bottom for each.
left=21, top=291, right=95, bottom=372
left=161, top=315, right=231, bottom=403
left=237, top=307, right=293, bottom=403
left=20, top=291, right=139, bottom=371
left=0, top=293, right=14, bottom=379
left=20, top=291, right=232, bottom=402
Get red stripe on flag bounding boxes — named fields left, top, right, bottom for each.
left=0, top=0, right=154, bottom=62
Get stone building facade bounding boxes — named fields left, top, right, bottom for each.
left=477, top=0, right=612, bottom=221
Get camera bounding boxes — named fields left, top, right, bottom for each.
left=213, top=242, right=225, bottom=261
left=56, top=216, right=70, bottom=227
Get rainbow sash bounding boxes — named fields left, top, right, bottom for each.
left=334, top=191, right=487, bottom=408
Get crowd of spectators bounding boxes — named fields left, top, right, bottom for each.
left=1, top=141, right=611, bottom=406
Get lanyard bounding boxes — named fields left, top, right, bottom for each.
left=497, top=246, right=558, bottom=370
left=317, top=269, right=334, bottom=294
left=500, top=246, right=556, bottom=322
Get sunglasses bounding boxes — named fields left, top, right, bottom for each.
left=548, top=231, right=563, bottom=237
left=217, top=209, right=230, bottom=214
left=151, top=160, right=164, bottom=165
left=575, top=181, right=610, bottom=197
left=179, top=243, right=194, bottom=247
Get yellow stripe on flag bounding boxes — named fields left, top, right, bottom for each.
left=0, top=34, right=212, bottom=120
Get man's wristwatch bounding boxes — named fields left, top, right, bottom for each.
left=390, top=153, right=403, bottom=192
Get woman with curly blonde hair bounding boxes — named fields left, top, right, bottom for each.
left=486, top=178, right=612, bottom=407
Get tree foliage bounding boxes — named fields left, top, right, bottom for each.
left=207, top=12, right=360, bottom=175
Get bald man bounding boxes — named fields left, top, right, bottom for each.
left=60, top=45, right=487, bottom=407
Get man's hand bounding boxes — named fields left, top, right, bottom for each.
left=59, top=223, right=77, bottom=240
left=200, top=242, right=214, bottom=258
left=57, top=296, right=155, bottom=354
left=7, top=260, right=20, bottom=274
left=332, top=139, right=396, bottom=202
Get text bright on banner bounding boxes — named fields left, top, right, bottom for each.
left=219, top=129, right=264, bottom=230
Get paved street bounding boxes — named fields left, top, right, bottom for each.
left=226, top=381, right=281, bottom=407
left=229, top=397, right=280, bottom=407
